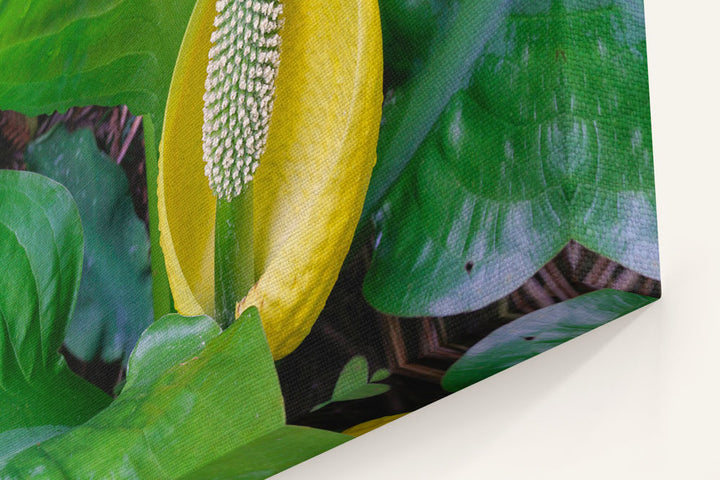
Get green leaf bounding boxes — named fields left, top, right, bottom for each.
left=363, top=0, right=659, bottom=316
left=25, top=125, right=153, bottom=363
left=0, top=0, right=190, bottom=321
left=123, top=313, right=220, bottom=392
left=332, top=356, right=370, bottom=397
left=142, top=116, right=175, bottom=319
left=0, top=426, right=70, bottom=465
left=0, top=170, right=111, bottom=459
left=370, top=368, right=391, bottom=382
left=0, top=174, right=354, bottom=479
left=312, top=356, right=391, bottom=412
left=1, top=308, right=286, bottom=478
left=0, top=0, right=196, bottom=129
left=178, top=426, right=351, bottom=480
left=363, top=0, right=511, bottom=219
left=338, top=383, right=391, bottom=402
left=442, top=289, right=657, bottom=392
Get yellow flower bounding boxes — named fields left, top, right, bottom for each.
left=158, top=0, right=383, bottom=359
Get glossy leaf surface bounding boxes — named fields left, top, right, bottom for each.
left=1, top=308, right=285, bottom=478
left=25, top=126, right=153, bottom=362
left=442, top=289, right=656, bottom=392
left=364, top=0, right=658, bottom=316
left=0, top=170, right=111, bottom=460
left=123, top=313, right=220, bottom=392
left=0, top=0, right=195, bottom=128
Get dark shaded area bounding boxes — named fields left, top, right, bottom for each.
left=0, top=110, right=33, bottom=170
left=59, top=346, right=122, bottom=396
left=277, top=250, right=393, bottom=422
left=281, top=238, right=661, bottom=431
left=294, top=374, right=446, bottom=433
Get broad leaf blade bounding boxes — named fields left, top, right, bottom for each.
left=2, top=308, right=286, bottom=478
left=0, top=170, right=111, bottom=456
left=179, top=426, right=351, bottom=480
left=0, top=0, right=196, bottom=128
left=363, top=0, right=659, bottom=317
left=25, top=126, right=153, bottom=363
left=442, top=289, right=657, bottom=392
left=363, top=0, right=512, bottom=218
left=0, top=426, right=70, bottom=466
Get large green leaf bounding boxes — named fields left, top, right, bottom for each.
left=178, top=426, right=351, bottom=480
left=25, top=125, right=153, bottom=363
left=2, top=308, right=351, bottom=478
left=363, top=0, right=511, bottom=218
left=0, top=170, right=111, bottom=460
left=442, top=289, right=656, bottom=392
left=0, top=0, right=195, bottom=129
left=0, top=0, right=196, bottom=325
left=363, top=0, right=659, bottom=316
left=1, top=308, right=285, bottom=477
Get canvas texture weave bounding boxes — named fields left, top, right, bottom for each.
left=0, top=0, right=659, bottom=477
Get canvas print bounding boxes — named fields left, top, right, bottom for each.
left=0, top=0, right=660, bottom=477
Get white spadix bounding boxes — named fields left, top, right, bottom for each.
left=202, top=0, right=283, bottom=200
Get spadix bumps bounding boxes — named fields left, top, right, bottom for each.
left=203, top=0, right=282, bottom=200
left=158, top=0, right=383, bottom=358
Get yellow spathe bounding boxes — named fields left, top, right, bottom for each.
left=342, top=414, right=408, bottom=437
left=158, top=0, right=383, bottom=359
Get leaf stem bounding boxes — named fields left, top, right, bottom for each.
left=214, top=183, right=254, bottom=329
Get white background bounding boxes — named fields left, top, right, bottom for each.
left=277, top=1, right=720, bottom=479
